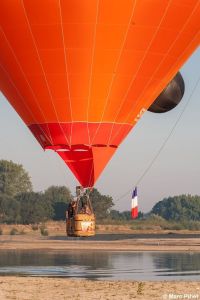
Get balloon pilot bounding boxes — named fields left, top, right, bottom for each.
left=66, top=186, right=95, bottom=237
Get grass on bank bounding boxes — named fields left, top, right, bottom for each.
left=40, top=224, right=49, bottom=236
left=0, top=214, right=200, bottom=236
left=98, top=214, right=200, bottom=231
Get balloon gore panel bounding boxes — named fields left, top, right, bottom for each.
left=29, top=122, right=132, bottom=187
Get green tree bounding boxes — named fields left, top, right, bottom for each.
left=0, top=194, right=21, bottom=224
left=0, top=160, right=32, bottom=197
left=138, top=211, right=144, bottom=219
left=109, top=209, right=121, bottom=220
left=151, top=194, right=200, bottom=221
left=16, top=192, right=53, bottom=224
left=109, top=210, right=144, bottom=221
left=90, top=188, right=114, bottom=221
left=44, top=186, right=72, bottom=220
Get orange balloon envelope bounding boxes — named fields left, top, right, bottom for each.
left=0, top=1, right=199, bottom=187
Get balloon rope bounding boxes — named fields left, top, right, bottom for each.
left=115, top=73, right=200, bottom=203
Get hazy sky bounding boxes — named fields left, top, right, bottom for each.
left=0, top=47, right=199, bottom=213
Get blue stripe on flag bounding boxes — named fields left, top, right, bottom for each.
left=132, top=187, right=137, bottom=198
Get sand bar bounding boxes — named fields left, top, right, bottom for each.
left=0, top=235, right=200, bottom=252
left=0, top=277, right=199, bottom=300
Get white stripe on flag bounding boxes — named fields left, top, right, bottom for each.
left=131, top=197, right=138, bottom=209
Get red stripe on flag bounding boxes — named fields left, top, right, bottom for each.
left=131, top=207, right=138, bottom=219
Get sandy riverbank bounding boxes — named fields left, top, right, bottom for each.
left=0, top=235, right=200, bottom=252
left=0, top=277, right=199, bottom=300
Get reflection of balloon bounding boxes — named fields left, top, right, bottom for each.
left=148, top=72, right=185, bottom=113
left=0, top=1, right=200, bottom=187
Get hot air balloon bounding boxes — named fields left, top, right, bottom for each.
left=148, top=72, right=185, bottom=113
left=0, top=0, right=200, bottom=190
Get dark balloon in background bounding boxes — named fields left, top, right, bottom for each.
left=148, top=72, right=185, bottom=113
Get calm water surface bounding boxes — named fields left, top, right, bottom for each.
left=0, top=250, right=199, bottom=280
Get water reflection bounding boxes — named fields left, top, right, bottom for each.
left=0, top=250, right=199, bottom=280
left=0, top=250, right=111, bottom=269
left=152, top=252, right=200, bottom=277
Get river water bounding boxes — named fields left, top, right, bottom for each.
left=0, top=250, right=199, bottom=280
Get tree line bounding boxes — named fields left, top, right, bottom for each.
left=0, top=160, right=200, bottom=226
left=0, top=160, right=115, bottom=224
left=151, top=195, right=200, bottom=222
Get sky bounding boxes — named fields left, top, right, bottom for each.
left=0, top=47, right=199, bottom=213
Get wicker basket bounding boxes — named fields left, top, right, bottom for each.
left=66, top=213, right=95, bottom=237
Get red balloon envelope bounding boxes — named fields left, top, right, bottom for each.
left=0, top=1, right=199, bottom=186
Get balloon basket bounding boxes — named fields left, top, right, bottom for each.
left=66, top=186, right=95, bottom=237
left=66, top=213, right=95, bottom=237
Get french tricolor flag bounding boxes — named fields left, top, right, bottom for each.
left=131, top=187, right=138, bottom=219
